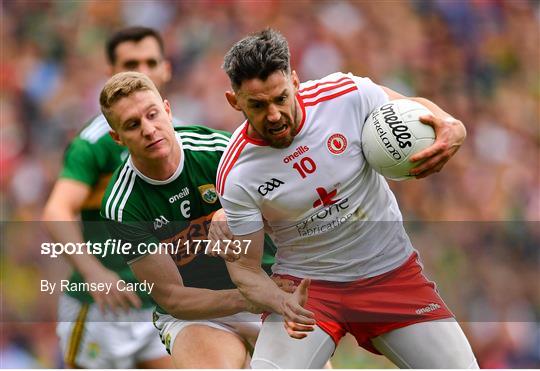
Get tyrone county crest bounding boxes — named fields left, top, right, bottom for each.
left=198, top=184, right=218, bottom=204
left=327, top=133, right=347, bottom=155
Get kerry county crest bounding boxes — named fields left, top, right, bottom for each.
left=198, top=184, right=218, bottom=204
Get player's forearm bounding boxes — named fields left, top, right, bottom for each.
left=130, top=252, right=248, bottom=319
left=383, top=85, right=466, bottom=137
left=42, top=203, right=105, bottom=278
left=408, top=97, right=453, bottom=119
left=227, top=264, right=287, bottom=314
left=65, top=251, right=106, bottom=279
left=158, top=287, right=246, bottom=320
left=409, top=97, right=466, bottom=140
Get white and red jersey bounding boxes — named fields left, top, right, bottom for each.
left=217, top=73, right=414, bottom=281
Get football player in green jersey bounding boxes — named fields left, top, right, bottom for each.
left=43, top=27, right=174, bottom=369
left=99, top=71, right=281, bottom=368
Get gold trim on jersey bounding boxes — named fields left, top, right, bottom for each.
left=64, top=303, right=89, bottom=367
left=82, top=174, right=112, bottom=209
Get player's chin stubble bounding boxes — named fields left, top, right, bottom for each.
left=269, top=104, right=300, bottom=149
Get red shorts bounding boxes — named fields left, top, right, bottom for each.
left=269, top=252, right=453, bottom=354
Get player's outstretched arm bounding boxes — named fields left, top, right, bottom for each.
left=206, top=208, right=239, bottom=262
left=129, top=252, right=249, bottom=320
left=43, top=179, right=141, bottom=312
left=208, top=209, right=296, bottom=293
left=381, top=86, right=467, bottom=178
left=224, top=229, right=316, bottom=334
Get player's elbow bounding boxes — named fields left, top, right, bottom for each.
left=156, top=288, right=200, bottom=320
left=42, top=200, right=60, bottom=221
left=42, top=198, right=77, bottom=222
left=226, top=264, right=247, bottom=288
left=160, top=298, right=181, bottom=318
left=161, top=299, right=203, bottom=320
left=228, top=265, right=260, bottom=296
left=155, top=291, right=184, bottom=318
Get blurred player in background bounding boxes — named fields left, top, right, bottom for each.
left=43, top=27, right=175, bottom=368
left=214, top=28, right=478, bottom=368
left=99, top=71, right=283, bottom=368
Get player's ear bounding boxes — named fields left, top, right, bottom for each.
left=109, top=130, right=123, bottom=146
left=225, top=91, right=241, bottom=111
left=291, top=70, right=300, bottom=92
left=163, top=99, right=172, bottom=119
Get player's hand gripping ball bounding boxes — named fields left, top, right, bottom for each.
left=361, top=99, right=435, bottom=180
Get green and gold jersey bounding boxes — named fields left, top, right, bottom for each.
left=101, top=126, right=275, bottom=302
left=58, top=114, right=182, bottom=306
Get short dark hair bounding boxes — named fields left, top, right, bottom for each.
left=223, top=28, right=291, bottom=90
left=106, top=26, right=164, bottom=65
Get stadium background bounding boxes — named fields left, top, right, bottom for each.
left=1, top=0, right=538, bottom=368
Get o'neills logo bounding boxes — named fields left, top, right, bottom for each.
left=370, top=103, right=412, bottom=161
left=379, top=103, right=413, bottom=150
left=169, top=187, right=190, bottom=203
left=327, top=133, right=347, bottom=155
left=371, top=111, right=401, bottom=160
left=415, top=303, right=441, bottom=315
left=283, top=145, right=310, bottom=163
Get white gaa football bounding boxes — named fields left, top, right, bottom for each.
left=361, top=99, right=435, bottom=180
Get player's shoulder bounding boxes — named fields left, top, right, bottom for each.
left=176, top=125, right=231, bottom=153
left=300, top=72, right=352, bottom=90
left=175, top=124, right=231, bottom=139
left=299, top=72, right=380, bottom=92
left=67, top=114, right=120, bottom=156
left=64, top=113, right=123, bottom=168
left=299, top=72, right=384, bottom=109
left=76, top=114, right=113, bottom=144
left=298, top=72, right=362, bottom=107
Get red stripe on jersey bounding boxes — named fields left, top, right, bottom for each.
left=302, top=85, right=358, bottom=107
left=217, top=133, right=246, bottom=194
left=217, top=138, right=248, bottom=194
left=295, top=93, right=307, bottom=134
left=300, top=79, right=355, bottom=100
left=241, top=122, right=268, bottom=146
left=298, top=76, right=351, bottom=94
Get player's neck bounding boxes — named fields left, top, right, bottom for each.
left=132, top=141, right=181, bottom=181
left=246, top=124, right=263, bottom=140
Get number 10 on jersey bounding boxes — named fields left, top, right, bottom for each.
left=292, top=156, right=317, bottom=178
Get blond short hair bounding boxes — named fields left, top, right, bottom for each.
left=99, top=71, right=161, bottom=128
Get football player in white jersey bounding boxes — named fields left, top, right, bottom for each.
left=212, top=29, right=479, bottom=368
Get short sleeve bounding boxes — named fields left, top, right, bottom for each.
left=59, top=139, right=99, bottom=186
left=349, top=75, right=390, bottom=121
left=218, top=189, right=264, bottom=236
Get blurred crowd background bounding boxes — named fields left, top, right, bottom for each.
left=1, top=0, right=539, bottom=368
